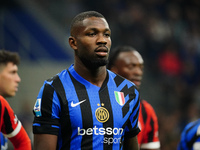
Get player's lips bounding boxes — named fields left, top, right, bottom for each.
left=95, top=46, right=108, bottom=57
left=15, top=86, right=19, bottom=91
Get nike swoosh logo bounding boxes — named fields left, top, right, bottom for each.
left=71, top=99, right=86, bottom=107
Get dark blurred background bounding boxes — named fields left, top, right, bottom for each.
left=1, top=0, right=200, bottom=149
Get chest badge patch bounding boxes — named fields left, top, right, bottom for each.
left=95, top=104, right=109, bottom=123
left=114, top=91, right=125, bottom=106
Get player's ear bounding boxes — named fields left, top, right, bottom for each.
left=69, top=36, right=77, bottom=50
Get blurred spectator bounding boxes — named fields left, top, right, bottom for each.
left=158, top=41, right=182, bottom=77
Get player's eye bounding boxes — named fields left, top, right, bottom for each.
left=87, top=32, right=96, bottom=37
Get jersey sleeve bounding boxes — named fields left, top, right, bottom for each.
left=138, top=100, right=160, bottom=149
left=8, top=126, right=31, bottom=150
left=124, top=87, right=140, bottom=138
left=33, top=82, right=61, bottom=135
left=0, top=96, right=31, bottom=150
left=0, top=96, right=21, bottom=137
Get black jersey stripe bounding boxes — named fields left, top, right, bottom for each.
left=121, top=85, right=136, bottom=100
left=100, top=72, right=114, bottom=149
left=41, top=83, right=54, bottom=118
left=52, top=75, right=72, bottom=150
left=100, top=71, right=109, bottom=90
left=69, top=72, right=93, bottom=150
left=122, top=85, right=136, bottom=117
left=187, top=134, right=199, bottom=148
left=99, top=85, right=113, bottom=150
left=148, top=118, right=154, bottom=142
left=3, top=108, right=13, bottom=133
left=114, top=74, right=125, bottom=87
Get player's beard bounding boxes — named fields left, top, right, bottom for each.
left=79, top=55, right=108, bottom=70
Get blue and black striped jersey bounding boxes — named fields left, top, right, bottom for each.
left=0, top=132, right=8, bottom=150
left=178, top=119, right=200, bottom=150
left=33, top=64, right=140, bottom=150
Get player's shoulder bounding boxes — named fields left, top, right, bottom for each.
left=45, top=69, right=68, bottom=84
left=0, top=95, right=9, bottom=106
left=141, top=100, right=157, bottom=116
left=190, top=119, right=200, bottom=127
left=141, top=100, right=154, bottom=110
left=107, top=70, right=136, bottom=87
left=0, top=95, right=13, bottom=116
left=184, top=119, right=200, bottom=132
left=107, top=69, right=119, bottom=79
left=0, top=95, right=5, bottom=101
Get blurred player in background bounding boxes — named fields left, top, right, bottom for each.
left=108, top=45, right=160, bottom=150
left=0, top=50, right=31, bottom=150
left=177, top=119, right=200, bottom=150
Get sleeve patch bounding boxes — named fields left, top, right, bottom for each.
left=33, top=98, right=42, bottom=117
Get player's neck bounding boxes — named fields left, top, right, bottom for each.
left=74, top=62, right=107, bottom=87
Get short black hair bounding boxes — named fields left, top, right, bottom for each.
left=70, top=11, right=105, bottom=36
left=107, top=46, right=136, bottom=69
left=0, top=49, right=20, bottom=66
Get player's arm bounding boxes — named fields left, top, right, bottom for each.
left=8, top=126, right=31, bottom=150
left=123, top=136, right=139, bottom=150
left=1, top=97, right=31, bottom=150
left=140, top=101, right=160, bottom=150
left=33, top=83, right=60, bottom=150
left=123, top=87, right=140, bottom=150
left=34, top=134, right=57, bottom=150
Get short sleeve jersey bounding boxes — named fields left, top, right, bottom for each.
left=177, top=119, right=200, bottom=150
left=33, top=64, right=140, bottom=150
left=137, top=100, right=160, bottom=149
left=0, top=95, right=22, bottom=138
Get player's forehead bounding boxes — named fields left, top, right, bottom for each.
left=2, top=62, right=18, bottom=74
left=82, top=17, right=110, bottom=31
left=118, top=51, right=144, bottom=64
left=71, top=17, right=110, bottom=37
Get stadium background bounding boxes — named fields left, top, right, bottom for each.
left=0, top=0, right=200, bottom=149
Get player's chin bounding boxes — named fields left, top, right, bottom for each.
left=132, top=80, right=141, bottom=88
left=96, top=57, right=108, bottom=65
left=6, top=93, right=16, bottom=97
